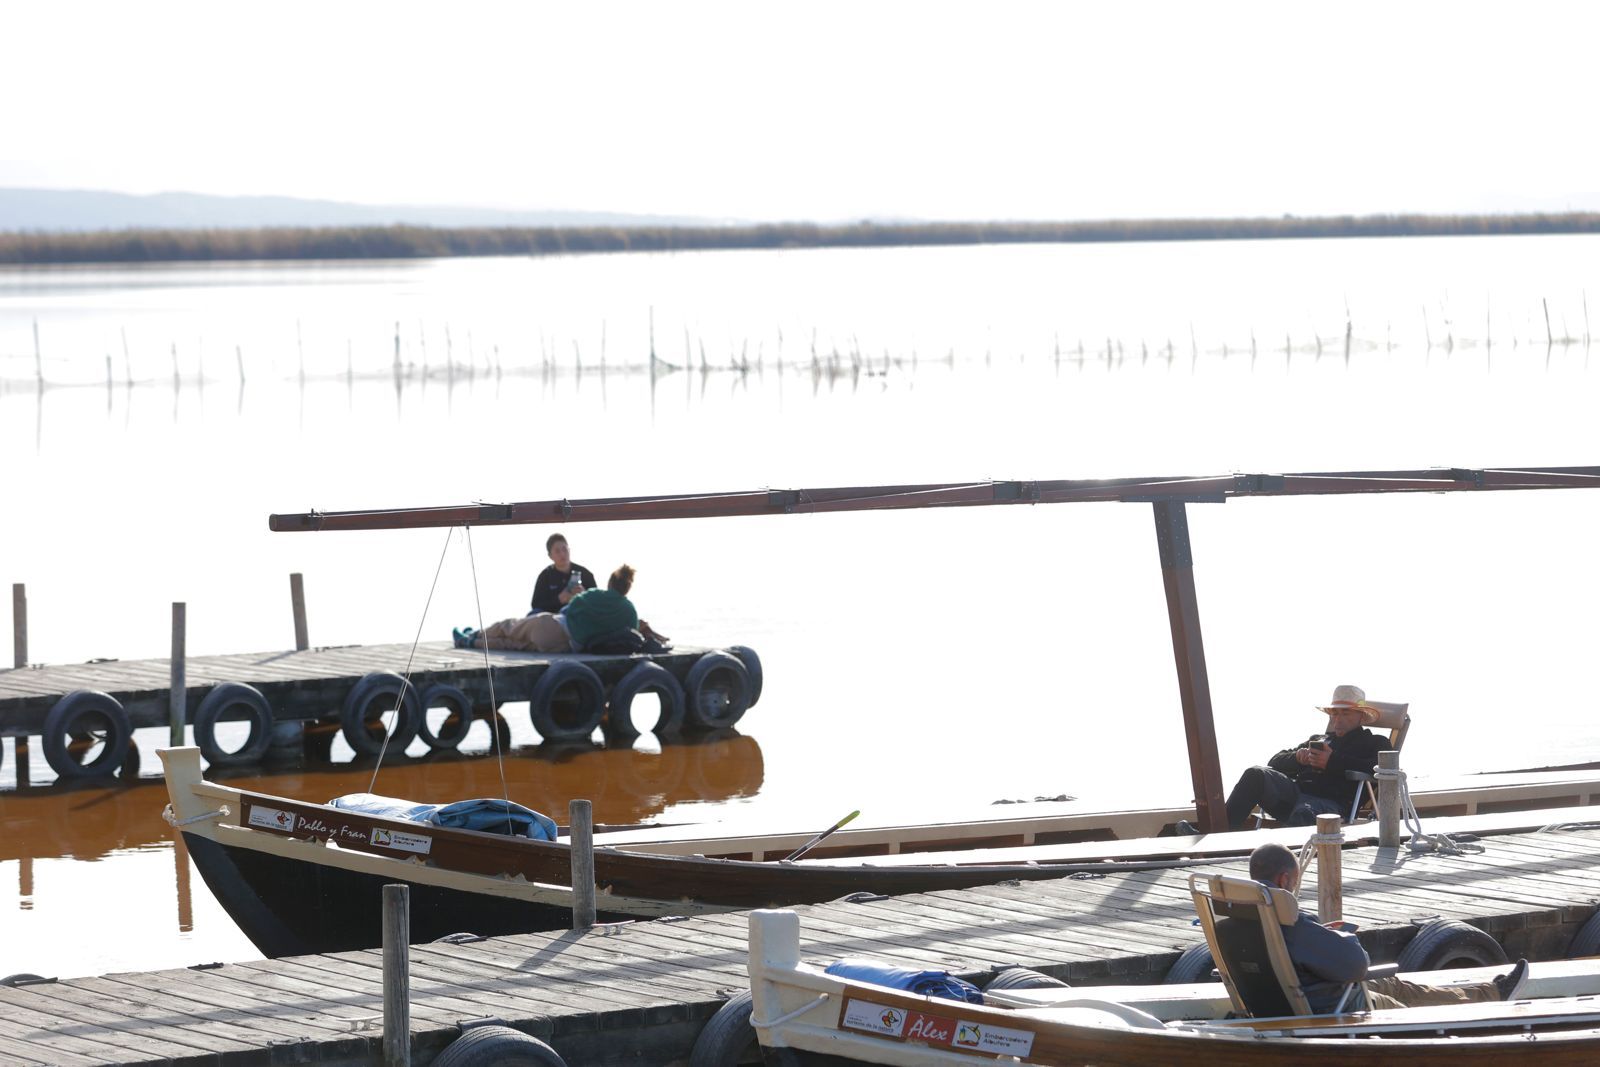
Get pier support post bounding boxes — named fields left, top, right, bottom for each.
left=1377, top=750, right=1401, bottom=849
left=570, top=799, right=596, bottom=929
left=1151, top=501, right=1228, bottom=833
left=169, top=602, right=187, bottom=747
left=12, top=583, right=25, bottom=668
left=1314, top=813, right=1343, bottom=923
left=382, top=883, right=411, bottom=1066
left=289, top=572, right=308, bottom=651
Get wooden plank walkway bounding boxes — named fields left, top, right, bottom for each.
left=4, top=824, right=1600, bottom=1066
left=0, top=642, right=710, bottom=734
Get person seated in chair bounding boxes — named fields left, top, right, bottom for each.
left=1220, top=684, right=1388, bottom=831
left=1248, top=843, right=1526, bottom=1012
left=564, top=563, right=669, bottom=652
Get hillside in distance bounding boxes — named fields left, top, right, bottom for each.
left=0, top=187, right=719, bottom=232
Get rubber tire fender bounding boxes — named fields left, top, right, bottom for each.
left=417, top=682, right=475, bottom=751
left=339, top=672, right=422, bottom=757
left=604, top=660, right=686, bottom=740
left=1568, top=908, right=1600, bottom=958
left=193, top=683, right=274, bottom=766
left=683, top=652, right=752, bottom=730
left=724, top=645, right=763, bottom=708
left=527, top=661, right=606, bottom=743
left=1163, top=943, right=1216, bottom=984
left=1397, top=919, right=1507, bottom=971
left=42, top=690, right=132, bottom=779
left=432, top=1024, right=567, bottom=1067
left=689, top=989, right=757, bottom=1067
left=984, top=966, right=1069, bottom=991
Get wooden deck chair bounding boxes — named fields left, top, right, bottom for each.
left=1189, top=873, right=1397, bottom=1018
left=1344, top=700, right=1411, bottom=822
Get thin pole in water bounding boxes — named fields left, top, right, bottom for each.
left=169, top=602, right=187, bottom=747
left=12, top=583, right=26, bottom=669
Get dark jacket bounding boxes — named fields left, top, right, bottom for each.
left=1267, top=727, right=1386, bottom=810
left=529, top=563, right=596, bottom=615
left=1279, top=908, right=1371, bottom=1013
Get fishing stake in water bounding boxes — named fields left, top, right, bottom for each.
left=785, top=810, right=861, bottom=862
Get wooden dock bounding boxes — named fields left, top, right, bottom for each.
left=4, top=822, right=1599, bottom=1066
left=0, top=642, right=708, bottom=732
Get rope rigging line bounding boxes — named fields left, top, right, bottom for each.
left=465, top=525, right=514, bottom=833
left=1375, top=765, right=1485, bottom=856
left=365, top=524, right=455, bottom=795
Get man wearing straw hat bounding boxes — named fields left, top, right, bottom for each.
left=1216, top=685, right=1389, bottom=832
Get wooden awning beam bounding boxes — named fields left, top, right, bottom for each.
left=268, top=465, right=1600, bottom=532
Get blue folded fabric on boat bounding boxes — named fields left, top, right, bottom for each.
left=328, top=793, right=558, bottom=840
left=824, top=958, right=984, bottom=1004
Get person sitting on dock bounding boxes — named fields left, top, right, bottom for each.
left=1218, top=685, right=1389, bottom=831
left=529, top=533, right=597, bottom=615
left=453, top=611, right=572, bottom=653
left=564, top=564, right=670, bottom=653
left=1247, top=843, right=1527, bottom=1012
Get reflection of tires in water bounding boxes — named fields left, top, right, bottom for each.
left=193, top=683, right=275, bottom=766
left=683, top=731, right=764, bottom=799
left=417, top=683, right=474, bottom=751
left=340, top=672, right=422, bottom=757
left=528, top=662, right=606, bottom=742
left=683, top=653, right=752, bottom=730
left=608, top=745, right=689, bottom=801
left=604, top=661, right=686, bottom=741
left=42, top=690, right=133, bottom=779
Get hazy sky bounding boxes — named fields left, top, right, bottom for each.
left=3, top=1, right=1597, bottom=221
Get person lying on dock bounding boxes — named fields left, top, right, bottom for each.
left=529, top=533, right=597, bottom=615
left=564, top=563, right=670, bottom=653
left=1218, top=684, right=1388, bottom=831
left=453, top=611, right=572, bottom=653
left=1248, top=843, right=1527, bottom=1012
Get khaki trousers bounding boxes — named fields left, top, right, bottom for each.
left=477, top=613, right=572, bottom=653
left=1365, top=975, right=1500, bottom=1012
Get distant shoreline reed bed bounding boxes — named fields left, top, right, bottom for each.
left=3, top=213, right=1600, bottom=266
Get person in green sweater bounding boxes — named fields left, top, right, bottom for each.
left=563, top=564, right=669, bottom=652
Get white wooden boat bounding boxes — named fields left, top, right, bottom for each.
left=748, top=909, right=1600, bottom=1065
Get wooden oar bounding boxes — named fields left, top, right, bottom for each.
left=784, top=810, right=861, bottom=862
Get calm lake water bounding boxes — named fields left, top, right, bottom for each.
left=2, top=234, right=1600, bottom=977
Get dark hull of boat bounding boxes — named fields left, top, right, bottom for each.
left=182, top=832, right=635, bottom=957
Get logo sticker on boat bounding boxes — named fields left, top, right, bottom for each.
left=370, top=827, right=433, bottom=855
left=247, top=805, right=296, bottom=832
left=842, top=999, right=906, bottom=1037
left=952, top=1020, right=1035, bottom=1056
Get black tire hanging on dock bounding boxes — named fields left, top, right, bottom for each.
left=432, top=1024, right=568, bottom=1067
left=984, top=966, right=1069, bottom=991
left=527, top=661, right=606, bottom=743
left=724, top=645, right=764, bottom=708
left=42, top=690, right=132, bottom=780
left=340, top=672, right=422, bottom=757
left=1396, top=919, right=1507, bottom=971
left=689, top=989, right=757, bottom=1067
left=417, top=682, right=475, bottom=751
left=1163, top=943, right=1216, bottom=984
left=683, top=652, right=752, bottom=731
left=1568, top=908, right=1600, bottom=958
left=604, top=660, right=687, bottom=740
left=193, top=683, right=275, bottom=766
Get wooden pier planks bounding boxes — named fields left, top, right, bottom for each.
left=4, top=826, right=1600, bottom=1066
left=0, top=641, right=707, bottom=733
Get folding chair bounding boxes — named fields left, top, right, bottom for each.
left=1344, top=700, right=1410, bottom=823
left=1188, top=873, right=1393, bottom=1017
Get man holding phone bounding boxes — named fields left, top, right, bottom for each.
left=1214, top=684, right=1389, bottom=831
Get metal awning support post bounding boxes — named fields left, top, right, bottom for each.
left=1152, top=500, right=1228, bottom=833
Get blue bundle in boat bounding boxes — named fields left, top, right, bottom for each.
left=329, top=793, right=559, bottom=840
left=824, top=958, right=984, bottom=1004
